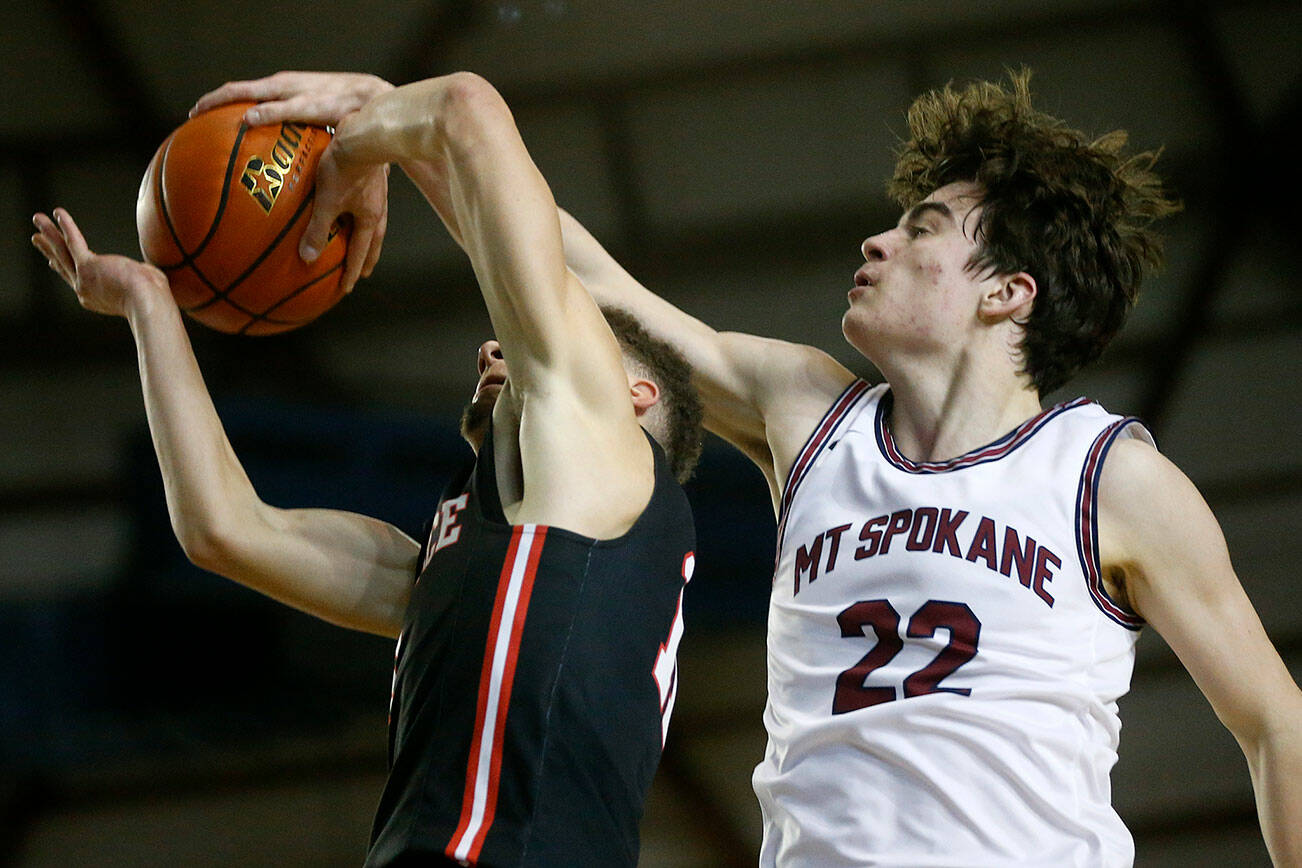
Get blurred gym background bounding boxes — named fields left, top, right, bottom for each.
left=2, top=0, right=1299, bottom=864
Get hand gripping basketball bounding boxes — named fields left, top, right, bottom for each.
left=190, top=71, right=395, bottom=292
left=136, top=102, right=351, bottom=335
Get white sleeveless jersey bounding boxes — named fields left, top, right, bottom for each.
left=753, top=381, right=1153, bottom=867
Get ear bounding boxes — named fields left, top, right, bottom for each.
left=629, top=375, right=661, bottom=418
left=980, top=271, right=1037, bottom=323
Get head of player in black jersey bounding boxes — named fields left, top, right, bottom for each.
left=459, top=305, right=704, bottom=484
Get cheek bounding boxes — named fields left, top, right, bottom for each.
left=917, top=259, right=947, bottom=285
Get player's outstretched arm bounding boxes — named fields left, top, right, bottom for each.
left=191, top=70, right=857, bottom=504
left=1098, top=440, right=1302, bottom=865
left=308, top=73, right=667, bottom=537
left=30, top=209, right=417, bottom=638
left=558, top=209, right=856, bottom=500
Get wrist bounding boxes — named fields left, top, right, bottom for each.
left=330, top=110, right=376, bottom=172
left=364, top=74, right=396, bottom=100
left=123, top=279, right=179, bottom=328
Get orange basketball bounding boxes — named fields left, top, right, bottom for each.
left=136, top=101, right=350, bottom=335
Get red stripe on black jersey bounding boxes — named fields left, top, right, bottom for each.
left=448, top=524, right=548, bottom=862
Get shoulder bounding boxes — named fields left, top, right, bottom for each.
left=1097, top=436, right=1193, bottom=517
left=1096, top=436, right=1230, bottom=599
left=760, top=346, right=866, bottom=507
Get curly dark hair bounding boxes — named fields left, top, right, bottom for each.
left=601, top=305, right=704, bottom=483
left=888, top=69, right=1181, bottom=394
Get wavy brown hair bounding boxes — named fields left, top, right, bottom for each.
left=888, top=69, right=1180, bottom=394
left=602, top=305, right=703, bottom=483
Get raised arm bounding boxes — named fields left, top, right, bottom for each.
left=31, top=210, right=417, bottom=638
left=1098, top=439, right=1302, bottom=865
left=558, top=209, right=856, bottom=502
left=193, top=70, right=860, bottom=509
left=311, top=73, right=657, bottom=536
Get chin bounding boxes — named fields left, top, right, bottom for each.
left=459, top=393, right=495, bottom=451
left=841, top=309, right=876, bottom=357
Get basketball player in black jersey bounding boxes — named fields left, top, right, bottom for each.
left=31, top=72, right=703, bottom=866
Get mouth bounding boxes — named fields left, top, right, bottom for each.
left=853, top=268, right=875, bottom=289
left=473, top=370, right=506, bottom=402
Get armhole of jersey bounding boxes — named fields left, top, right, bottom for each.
left=1075, top=418, right=1152, bottom=630
left=418, top=461, right=478, bottom=580
left=776, top=379, right=873, bottom=522
left=770, top=379, right=873, bottom=580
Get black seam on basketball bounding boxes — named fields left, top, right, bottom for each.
left=176, top=260, right=232, bottom=311
left=224, top=190, right=317, bottom=292
left=184, top=285, right=295, bottom=324
left=188, top=121, right=248, bottom=260
left=154, top=134, right=189, bottom=270
left=237, top=259, right=345, bottom=334
left=177, top=266, right=294, bottom=323
left=183, top=189, right=317, bottom=315
left=155, top=122, right=250, bottom=271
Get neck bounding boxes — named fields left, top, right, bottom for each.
left=877, top=358, right=1042, bottom=464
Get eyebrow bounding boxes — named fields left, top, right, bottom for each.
left=903, top=201, right=955, bottom=225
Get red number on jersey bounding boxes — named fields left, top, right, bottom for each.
left=833, top=598, right=981, bottom=714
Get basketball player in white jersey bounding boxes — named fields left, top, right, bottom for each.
left=196, top=70, right=1301, bottom=865
left=565, top=73, right=1302, bottom=867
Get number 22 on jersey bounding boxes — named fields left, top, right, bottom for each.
left=834, top=599, right=982, bottom=714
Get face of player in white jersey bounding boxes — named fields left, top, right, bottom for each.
left=843, top=180, right=1027, bottom=376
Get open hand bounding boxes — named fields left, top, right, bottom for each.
left=30, top=209, right=172, bottom=319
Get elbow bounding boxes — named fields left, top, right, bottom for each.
left=175, top=514, right=240, bottom=575
left=435, top=72, right=514, bottom=150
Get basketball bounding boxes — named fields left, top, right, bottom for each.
left=136, top=101, right=350, bottom=335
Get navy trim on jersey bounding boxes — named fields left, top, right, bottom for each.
left=773, top=379, right=872, bottom=576
left=875, top=389, right=1095, bottom=474
left=1075, top=418, right=1147, bottom=630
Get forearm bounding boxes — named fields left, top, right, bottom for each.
left=346, top=75, right=605, bottom=385
left=327, top=73, right=486, bottom=251
left=1243, top=710, right=1302, bottom=865
left=127, top=295, right=414, bottom=636
left=126, top=294, right=263, bottom=560
left=332, top=72, right=492, bottom=172
left=558, top=208, right=720, bottom=353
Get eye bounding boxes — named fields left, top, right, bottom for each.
left=906, top=224, right=929, bottom=239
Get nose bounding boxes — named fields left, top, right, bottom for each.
left=861, top=230, right=890, bottom=262
left=477, top=340, right=504, bottom=376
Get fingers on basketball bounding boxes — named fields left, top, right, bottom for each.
left=191, top=79, right=269, bottom=118
left=361, top=210, right=387, bottom=279
left=137, top=102, right=349, bottom=335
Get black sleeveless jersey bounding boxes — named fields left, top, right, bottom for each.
left=367, top=426, right=696, bottom=867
